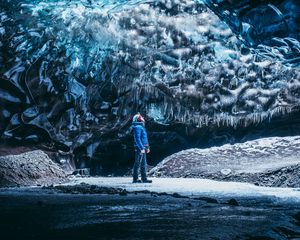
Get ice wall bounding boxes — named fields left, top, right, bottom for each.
left=1, top=0, right=300, bottom=171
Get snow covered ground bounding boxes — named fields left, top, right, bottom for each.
left=64, top=177, right=300, bottom=203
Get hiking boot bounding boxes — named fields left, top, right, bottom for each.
left=133, top=179, right=142, bottom=183
left=142, top=179, right=152, bottom=183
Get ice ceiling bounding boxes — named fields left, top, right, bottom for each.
left=1, top=0, right=300, bottom=170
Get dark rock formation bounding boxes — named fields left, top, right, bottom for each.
left=227, top=198, right=239, bottom=206
left=1, top=0, right=300, bottom=174
left=46, top=182, right=220, bottom=204
left=49, top=182, right=128, bottom=195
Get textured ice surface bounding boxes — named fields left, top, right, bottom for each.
left=202, top=0, right=300, bottom=65
left=2, top=0, right=300, bottom=166
left=1, top=0, right=300, bottom=131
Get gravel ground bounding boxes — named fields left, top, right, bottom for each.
left=149, top=136, right=300, bottom=187
left=0, top=150, right=67, bottom=187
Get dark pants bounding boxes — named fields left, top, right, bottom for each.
left=133, top=150, right=147, bottom=181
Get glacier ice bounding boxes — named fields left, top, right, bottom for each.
left=1, top=0, right=300, bottom=168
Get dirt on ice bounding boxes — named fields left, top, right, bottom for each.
left=0, top=150, right=67, bottom=187
left=149, top=136, right=300, bottom=187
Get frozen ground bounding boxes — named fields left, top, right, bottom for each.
left=65, top=177, right=300, bottom=204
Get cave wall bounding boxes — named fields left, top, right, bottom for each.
left=1, top=0, right=300, bottom=174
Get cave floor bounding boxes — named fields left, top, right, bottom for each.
left=1, top=178, right=300, bottom=239
left=65, top=177, right=300, bottom=203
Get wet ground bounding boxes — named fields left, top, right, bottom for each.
left=1, top=186, right=300, bottom=240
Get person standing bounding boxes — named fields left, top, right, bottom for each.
left=132, top=113, right=152, bottom=183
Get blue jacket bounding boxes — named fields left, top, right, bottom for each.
left=132, top=121, right=149, bottom=151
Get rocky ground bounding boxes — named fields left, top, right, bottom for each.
left=0, top=150, right=67, bottom=187
left=149, top=136, right=300, bottom=187
left=195, top=164, right=300, bottom=188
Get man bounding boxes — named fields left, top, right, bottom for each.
left=132, top=113, right=152, bottom=183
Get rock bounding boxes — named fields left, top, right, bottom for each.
left=119, top=189, right=128, bottom=196
left=227, top=198, right=239, bottom=206
left=193, top=197, right=218, bottom=204
left=293, top=212, right=300, bottom=222
left=0, top=150, right=67, bottom=187
left=72, top=168, right=90, bottom=177
left=172, top=192, right=188, bottom=198
left=220, top=169, right=232, bottom=176
left=157, top=192, right=168, bottom=196
left=49, top=184, right=129, bottom=196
